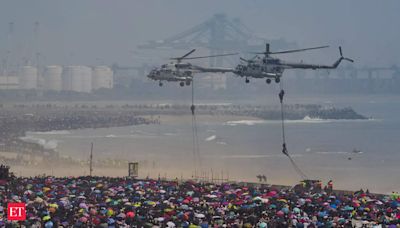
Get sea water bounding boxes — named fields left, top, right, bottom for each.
left=26, top=95, right=400, bottom=193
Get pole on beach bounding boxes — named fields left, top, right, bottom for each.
left=89, top=142, right=93, bottom=176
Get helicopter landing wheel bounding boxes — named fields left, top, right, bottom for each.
left=186, top=80, right=191, bottom=86
left=275, top=77, right=280, bottom=83
left=159, top=82, right=163, bottom=87
left=179, top=82, right=185, bottom=87
left=245, top=78, right=250, bottom=83
left=266, top=79, right=271, bottom=84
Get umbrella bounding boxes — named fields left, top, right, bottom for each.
left=24, top=190, right=33, bottom=195
left=282, top=207, right=289, bottom=214
left=35, top=197, right=44, bottom=204
left=79, top=203, right=88, bottom=209
left=167, top=221, right=176, bottom=228
left=206, top=194, right=218, bottom=198
left=259, top=222, right=267, bottom=228
left=126, top=211, right=135, bottom=218
left=48, top=203, right=58, bottom=208
left=343, top=206, right=354, bottom=211
left=44, top=221, right=54, bottom=228
left=267, top=191, right=277, bottom=197
left=117, top=213, right=126, bottom=219
left=276, top=211, right=284, bottom=217
left=180, top=205, right=190, bottom=210
left=278, top=199, right=288, bottom=203
left=195, top=213, right=205, bottom=219
left=79, top=217, right=88, bottom=223
left=156, top=217, right=165, bottom=222
left=108, top=218, right=116, bottom=225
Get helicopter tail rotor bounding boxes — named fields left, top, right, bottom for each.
left=339, top=46, right=354, bottom=63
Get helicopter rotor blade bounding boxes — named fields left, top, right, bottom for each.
left=251, top=45, right=330, bottom=55
left=170, top=49, right=196, bottom=61
left=344, top=58, right=354, bottom=63
left=180, top=49, right=196, bottom=59
left=269, top=45, right=330, bottom=54
left=182, top=52, right=238, bottom=60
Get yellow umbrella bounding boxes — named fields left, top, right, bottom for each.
left=49, top=203, right=58, bottom=208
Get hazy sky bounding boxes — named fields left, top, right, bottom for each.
left=0, top=0, right=399, bottom=67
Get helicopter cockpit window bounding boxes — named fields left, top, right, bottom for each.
left=269, top=59, right=279, bottom=64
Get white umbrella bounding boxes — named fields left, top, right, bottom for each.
left=195, top=213, right=205, bottom=219
left=167, top=221, right=176, bottom=228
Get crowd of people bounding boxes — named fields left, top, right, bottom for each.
left=0, top=176, right=399, bottom=227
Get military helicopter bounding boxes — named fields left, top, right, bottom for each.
left=234, top=44, right=354, bottom=84
left=147, top=49, right=235, bottom=87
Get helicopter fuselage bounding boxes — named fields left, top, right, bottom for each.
left=147, top=63, right=194, bottom=86
left=234, top=57, right=284, bottom=79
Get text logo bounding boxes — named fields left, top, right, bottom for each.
left=7, top=203, right=26, bottom=221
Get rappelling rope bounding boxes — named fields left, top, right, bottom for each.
left=191, top=80, right=201, bottom=169
left=278, top=80, right=308, bottom=180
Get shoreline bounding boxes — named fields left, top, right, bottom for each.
left=4, top=167, right=387, bottom=196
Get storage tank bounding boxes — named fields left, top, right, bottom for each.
left=80, top=66, right=92, bottom=93
left=62, top=66, right=92, bottom=93
left=19, top=66, right=38, bottom=89
left=92, top=66, right=113, bottom=90
left=43, top=65, right=63, bottom=91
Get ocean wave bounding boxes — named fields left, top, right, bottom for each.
left=222, top=154, right=303, bottom=159
left=314, top=151, right=350, bottom=155
left=225, top=120, right=267, bottom=126
left=19, top=136, right=58, bottom=150
left=226, top=117, right=376, bottom=126
left=314, top=151, right=363, bottom=155
left=64, top=134, right=156, bottom=139
left=205, top=135, right=217, bottom=141
left=28, top=130, right=71, bottom=135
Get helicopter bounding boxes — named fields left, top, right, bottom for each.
left=147, top=49, right=235, bottom=87
left=234, top=43, right=354, bottom=84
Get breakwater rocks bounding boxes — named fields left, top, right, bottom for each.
left=0, top=104, right=159, bottom=155
left=125, top=104, right=367, bottom=120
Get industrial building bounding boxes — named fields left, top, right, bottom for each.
left=0, top=65, right=114, bottom=93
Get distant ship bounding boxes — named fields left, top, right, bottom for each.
left=352, top=148, right=363, bottom=154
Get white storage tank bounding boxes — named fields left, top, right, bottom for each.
left=19, top=66, right=38, bottom=89
left=80, top=66, right=92, bottom=93
left=62, top=66, right=92, bottom=93
left=92, top=66, right=113, bottom=90
left=43, top=65, right=63, bottom=91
